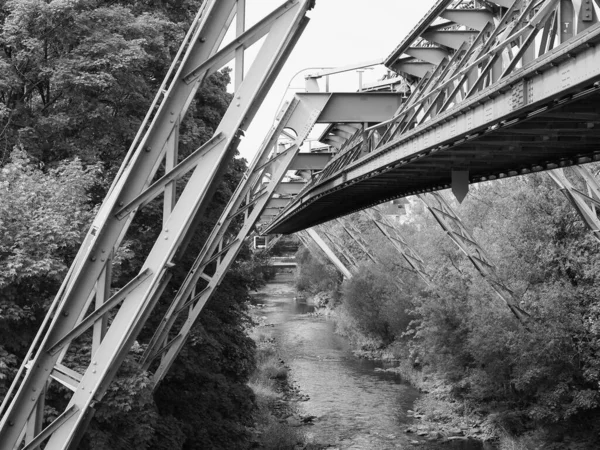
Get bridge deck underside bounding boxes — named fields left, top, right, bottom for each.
left=270, top=90, right=600, bottom=234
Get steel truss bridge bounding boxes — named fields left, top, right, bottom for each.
left=3, top=0, right=600, bottom=448
left=267, top=0, right=600, bottom=233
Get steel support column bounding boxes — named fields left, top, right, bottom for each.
left=0, top=2, right=313, bottom=448
left=418, top=192, right=529, bottom=323
left=548, top=166, right=600, bottom=242
left=303, top=228, right=353, bottom=279
left=142, top=92, right=332, bottom=385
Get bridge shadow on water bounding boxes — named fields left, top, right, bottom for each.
left=252, top=272, right=494, bottom=450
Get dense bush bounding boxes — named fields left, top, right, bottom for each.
left=406, top=175, right=600, bottom=431
left=295, top=170, right=600, bottom=444
left=152, top=268, right=258, bottom=450
left=294, top=246, right=342, bottom=295
left=0, top=150, right=101, bottom=398
left=341, top=263, right=412, bottom=344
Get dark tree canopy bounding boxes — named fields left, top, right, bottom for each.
left=0, top=2, right=261, bottom=449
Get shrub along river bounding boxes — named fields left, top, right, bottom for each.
left=251, top=273, right=494, bottom=450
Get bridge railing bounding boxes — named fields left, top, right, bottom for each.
left=311, top=0, right=598, bottom=189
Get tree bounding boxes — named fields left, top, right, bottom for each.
left=0, top=147, right=101, bottom=397
left=294, top=246, right=342, bottom=295
left=0, top=0, right=179, bottom=166
left=406, top=173, right=600, bottom=438
left=342, top=263, right=412, bottom=344
left=0, top=2, right=264, bottom=448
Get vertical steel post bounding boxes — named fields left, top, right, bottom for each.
left=235, top=0, right=246, bottom=89
left=163, top=125, right=179, bottom=221
left=91, top=260, right=111, bottom=357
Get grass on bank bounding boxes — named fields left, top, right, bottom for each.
left=248, top=326, right=305, bottom=450
left=332, top=313, right=586, bottom=450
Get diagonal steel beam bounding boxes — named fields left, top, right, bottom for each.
left=304, top=228, right=353, bottom=279
left=318, top=225, right=359, bottom=268
left=335, top=218, right=377, bottom=264
left=548, top=166, right=600, bottom=242
left=141, top=92, right=332, bottom=384
left=418, top=192, right=529, bottom=324
left=362, top=208, right=432, bottom=286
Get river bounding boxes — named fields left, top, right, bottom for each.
left=251, top=273, right=491, bottom=450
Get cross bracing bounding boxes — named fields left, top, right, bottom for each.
left=0, top=1, right=316, bottom=448
left=548, top=165, right=600, bottom=242
left=305, top=199, right=528, bottom=325
left=265, top=0, right=600, bottom=234
left=5, top=0, right=600, bottom=449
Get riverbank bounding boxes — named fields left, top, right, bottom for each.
left=248, top=273, right=418, bottom=449
left=248, top=309, right=316, bottom=449
left=320, top=296, right=600, bottom=450
left=248, top=273, right=496, bottom=449
left=376, top=362, right=495, bottom=448
left=312, top=300, right=495, bottom=449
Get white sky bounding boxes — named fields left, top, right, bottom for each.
left=231, top=0, right=437, bottom=161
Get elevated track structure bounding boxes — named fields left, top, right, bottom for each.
left=0, top=1, right=318, bottom=448
left=265, top=0, right=600, bottom=234
left=4, top=0, right=600, bottom=449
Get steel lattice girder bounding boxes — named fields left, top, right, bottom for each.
left=0, top=1, right=314, bottom=449
left=266, top=0, right=600, bottom=234
left=141, top=92, right=334, bottom=383
left=418, top=192, right=530, bottom=324
left=547, top=166, right=600, bottom=242
left=295, top=229, right=351, bottom=274
left=302, top=229, right=353, bottom=279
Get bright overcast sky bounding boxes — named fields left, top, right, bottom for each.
left=233, top=0, right=437, bottom=161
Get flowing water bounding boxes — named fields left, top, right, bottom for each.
left=252, top=273, right=492, bottom=450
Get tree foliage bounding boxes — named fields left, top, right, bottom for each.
left=0, top=1, right=263, bottom=449
left=342, top=263, right=412, bottom=344
left=298, top=169, right=600, bottom=443
left=0, top=148, right=100, bottom=397
left=294, top=246, right=342, bottom=295
left=0, top=0, right=181, bottom=165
